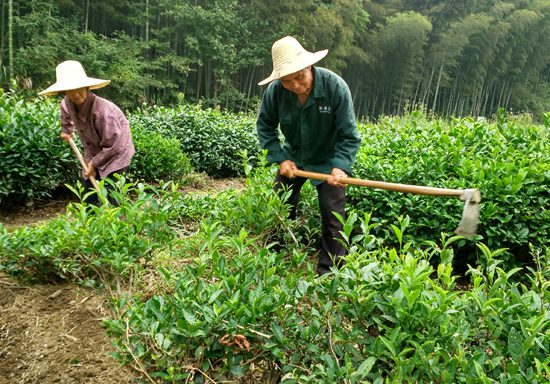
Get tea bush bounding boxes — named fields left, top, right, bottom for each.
left=0, top=91, right=79, bottom=205
left=131, top=128, right=193, bottom=182
left=350, top=110, right=550, bottom=264
left=0, top=180, right=182, bottom=284
left=128, top=104, right=260, bottom=177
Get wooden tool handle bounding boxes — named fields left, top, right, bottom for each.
left=293, top=169, right=475, bottom=199
left=67, top=137, right=101, bottom=193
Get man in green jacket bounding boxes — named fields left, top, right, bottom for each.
left=256, top=36, right=362, bottom=276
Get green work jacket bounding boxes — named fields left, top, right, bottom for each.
left=256, top=67, right=361, bottom=184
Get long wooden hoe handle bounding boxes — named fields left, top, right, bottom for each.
left=293, top=170, right=480, bottom=202
left=67, top=137, right=102, bottom=194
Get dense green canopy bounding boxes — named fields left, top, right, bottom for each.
left=1, top=0, right=549, bottom=118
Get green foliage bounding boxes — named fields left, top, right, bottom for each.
left=128, top=104, right=260, bottom=177
left=350, top=110, right=550, bottom=263
left=131, top=128, right=193, bottom=182
left=0, top=179, right=182, bottom=285
left=4, top=0, right=549, bottom=118
left=0, top=91, right=79, bottom=205
left=1, top=153, right=548, bottom=382
left=101, top=200, right=549, bottom=383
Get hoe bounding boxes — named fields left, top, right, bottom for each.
left=293, top=170, right=481, bottom=238
left=67, top=137, right=105, bottom=204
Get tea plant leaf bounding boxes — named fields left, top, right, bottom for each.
left=182, top=310, right=197, bottom=325
left=208, top=289, right=224, bottom=305
left=507, top=327, right=523, bottom=361
left=379, top=336, right=397, bottom=358
left=271, top=323, right=284, bottom=343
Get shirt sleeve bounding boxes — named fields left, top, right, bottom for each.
left=256, top=84, right=286, bottom=165
left=329, top=81, right=362, bottom=174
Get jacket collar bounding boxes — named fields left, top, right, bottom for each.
left=311, top=66, right=326, bottom=99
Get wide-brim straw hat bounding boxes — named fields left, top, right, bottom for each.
left=38, top=60, right=110, bottom=96
left=258, top=36, right=328, bottom=86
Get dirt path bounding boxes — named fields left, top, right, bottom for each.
left=0, top=274, right=139, bottom=384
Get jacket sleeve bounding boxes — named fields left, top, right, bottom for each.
left=256, top=84, right=286, bottom=165
left=329, top=81, right=361, bottom=174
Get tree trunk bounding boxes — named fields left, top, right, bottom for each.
left=204, top=58, right=211, bottom=100
left=243, top=66, right=255, bottom=111
left=412, top=67, right=425, bottom=108
left=8, top=0, right=13, bottom=83
left=497, top=78, right=507, bottom=108
left=85, top=0, right=90, bottom=33
left=371, top=91, right=379, bottom=117
left=145, top=0, right=149, bottom=42
left=1, top=0, right=4, bottom=71
left=481, top=82, right=490, bottom=117
left=432, top=64, right=443, bottom=113
left=421, top=65, right=435, bottom=107
left=504, top=87, right=513, bottom=110
left=196, top=64, right=202, bottom=101
left=398, top=81, right=405, bottom=115
left=102, top=0, right=107, bottom=35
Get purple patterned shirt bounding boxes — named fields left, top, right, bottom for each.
left=61, top=92, right=135, bottom=178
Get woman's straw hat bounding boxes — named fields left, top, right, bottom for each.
left=258, top=36, right=328, bottom=86
left=38, top=60, right=110, bottom=96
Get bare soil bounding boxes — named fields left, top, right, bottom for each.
left=0, top=178, right=245, bottom=383
left=0, top=275, right=139, bottom=384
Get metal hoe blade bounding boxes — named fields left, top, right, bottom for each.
left=455, top=189, right=481, bottom=239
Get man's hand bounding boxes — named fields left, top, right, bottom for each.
left=60, top=132, right=74, bottom=142
left=85, top=161, right=96, bottom=179
left=327, top=168, right=348, bottom=187
left=279, top=160, right=298, bottom=178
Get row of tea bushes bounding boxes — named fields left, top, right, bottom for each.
left=349, top=110, right=549, bottom=263
left=127, top=104, right=260, bottom=177
left=0, top=92, right=77, bottom=204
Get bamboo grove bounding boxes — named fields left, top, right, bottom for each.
left=0, top=0, right=549, bottom=119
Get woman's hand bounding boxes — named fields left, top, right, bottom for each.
left=85, top=161, right=96, bottom=179
left=60, top=132, right=74, bottom=142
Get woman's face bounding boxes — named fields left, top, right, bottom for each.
left=65, top=87, right=88, bottom=106
left=280, top=66, right=313, bottom=96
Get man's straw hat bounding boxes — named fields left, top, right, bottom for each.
left=38, top=60, right=110, bottom=96
left=258, top=36, right=328, bottom=86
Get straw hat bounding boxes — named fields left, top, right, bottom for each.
left=258, top=36, right=328, bottom=86
left=38, top=60, right=110, bottom=96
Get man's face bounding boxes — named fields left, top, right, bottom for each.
left=65, top=87, right=88, bottom=106
left=280, top=67, right=313, bottom=96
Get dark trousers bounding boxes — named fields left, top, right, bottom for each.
left=82, top=167, right=128, bottom=207
left=274, top=172, right=347, bottom=275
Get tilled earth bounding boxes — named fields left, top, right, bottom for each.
left=0, top=274, right=138, bottom=384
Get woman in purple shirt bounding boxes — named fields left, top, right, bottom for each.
left=39, top=60, right=135, bottom=206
